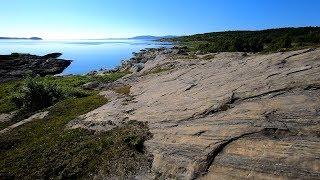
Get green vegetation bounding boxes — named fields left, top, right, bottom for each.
left=0, top=72, right=130, bottom=114
left=0, top=77, right=89, bottom=128
left=0, top=71, right=153, bottom=178
left=0, top=76, right=94, bottom=130
left=0, top=72, right=129, bottom=131
left=167, top=27, right=320, bottom=53
left=94, top=71, right=130, bottom=83
left=0, top=80, right=22, bottom=114
left=0, top=95, right=152, bottom=179
left=12, top=78, right=66, bottom=112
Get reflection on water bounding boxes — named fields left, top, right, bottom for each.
left=0, top=39, right=171, bottom=74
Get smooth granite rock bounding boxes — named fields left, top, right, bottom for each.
left=70, top=48, right=320, bottom=179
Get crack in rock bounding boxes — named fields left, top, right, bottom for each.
left=197, top=127, right=291, bottom=178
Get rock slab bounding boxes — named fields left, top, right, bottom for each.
left=72, top=48, right=320, bottom=179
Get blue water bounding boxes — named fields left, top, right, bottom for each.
left=0, top=39, right=171, bottom=74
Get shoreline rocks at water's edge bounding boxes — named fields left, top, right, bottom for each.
left=87, top=46, right=189, bottom=76
left=0, top=52, right=72, bottom=83
left=118, top=46, right=189, bottom=73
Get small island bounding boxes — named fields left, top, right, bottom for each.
left=0, top=37, right=42, bottom=40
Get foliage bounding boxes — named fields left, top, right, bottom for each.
left=0, top=95, right=151, bottom=179
left=0, top=72, right=129, bottom=114
left=94, top=71, right=130, bottom=83
left=167, top=27, right=320, bottom=53
left=0, top=80, right=22, bottom=113
left=11, top=78, right=65, bottom=111
left=0, top=70, right=144, bottom=178
left=0, top=72, right=129, bottom=131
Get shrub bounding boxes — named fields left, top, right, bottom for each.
left=94, top=71, right=130, bottom=83
left=12, top=78, right=64, bottom=111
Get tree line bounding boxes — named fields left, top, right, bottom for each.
left=167, top=27, right=320, bottom=53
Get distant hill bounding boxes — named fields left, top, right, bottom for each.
left=130, top=35, right=177, bottom=40
left=0, top=37, right=42, bottom=40
left=167, top=26, right=320, bottom=53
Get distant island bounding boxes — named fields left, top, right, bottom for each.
left=130, top=35, right=176, bottom=40
left=80, top=35, right=177, bottom=40
left=0, top=37, right=42, bottom=40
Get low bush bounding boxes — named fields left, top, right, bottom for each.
left=11, top=78, right=90, bottom=112
left=94, top=71, right=130, bottom=83
left=11, top=78, right=64, bottom=111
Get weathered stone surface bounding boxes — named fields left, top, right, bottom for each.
left=67, top=90, right=132, bottom=131
left=0, top=111, right=17, bottom=123
left=72, top=48, right=320, bottom=179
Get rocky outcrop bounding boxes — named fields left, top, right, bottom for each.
left=70, top=48, right=320, bottom=179
left=0, top=53, right=71, bottom=82
left=117, top=46, right=188, bottom=72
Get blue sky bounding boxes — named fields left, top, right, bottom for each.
left=1, top=0, right=320, bottom=39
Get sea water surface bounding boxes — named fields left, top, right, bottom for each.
left=0, top=39, right=171, bottom=74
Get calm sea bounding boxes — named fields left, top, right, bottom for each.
left=0, top=39, right=171, bottom=74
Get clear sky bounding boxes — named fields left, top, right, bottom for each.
left=1, top=0, right=320, bottom=39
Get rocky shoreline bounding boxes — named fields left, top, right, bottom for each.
left=1, top=46, right=320, bottom=179
left=0, top=52, right=71, bottom=83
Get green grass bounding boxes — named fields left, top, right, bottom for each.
left=0, top=72, right=130, bottom=132
left=0, top=76, right=91, bottom=114
left=36, top=75, right=92, bottom=88
left=0, top=80, right=22, bottom=113
left=0, top=72, right=130, bottom=114
left=94, top=71, right=130, bottom=83
left=0, top=71, right=152, bottom=179
left=0, top=95, right=152, bottom=179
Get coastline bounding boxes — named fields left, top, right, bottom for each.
left=1, top=46, right=320, bottom=179
left=0, top=39, right=173, bottom=75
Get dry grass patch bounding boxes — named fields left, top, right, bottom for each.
left=114, top=85, right=131, bottom=95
